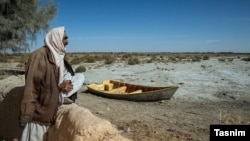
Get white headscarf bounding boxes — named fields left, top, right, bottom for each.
left=45, top=26, right=66, bottom=85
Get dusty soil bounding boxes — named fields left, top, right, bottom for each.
left=1, top=56, right=250, bottom=141
left=76, top=91, right=249, bottom=141
left=76, top=57, right=250, bottom=141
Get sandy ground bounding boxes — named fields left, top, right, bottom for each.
left=0, top=56, right=250, bottom=141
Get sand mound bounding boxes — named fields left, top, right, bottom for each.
left=48, top=104, right=131, bottom=141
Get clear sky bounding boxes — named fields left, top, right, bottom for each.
left=34, top=0, right=250, bottom=53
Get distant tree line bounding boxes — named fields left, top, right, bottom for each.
left=0, top=0, right=57, bottom=54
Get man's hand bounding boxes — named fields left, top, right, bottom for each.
left=59, top=80, right=73, bottom=93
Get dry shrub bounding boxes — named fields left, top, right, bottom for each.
left=193, top=56, right=202, bottom=62
left=70, top=57, right=83, bottom=65
left=218, top=58, right=226, bottom=62
left=200, top=65, right=206, bottom=69
left=103, top=55, right=115, bottom=64
left=241, top=56, right=250, bottom=61
left=227, top=58, right=234, bottom=62
left=128, top=57, right=140, bottom=65
left=218, top=108, right=249, bottom=125
left=75, top=65, right=86, bottom=72
left=202, top=55, right=209, bottom=60
left=84, top=55, right=96, bottom=63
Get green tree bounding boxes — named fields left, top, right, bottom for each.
left=0, top=0, right=57, bottom=54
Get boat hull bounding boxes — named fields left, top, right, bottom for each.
left=86, top=80, right=179, bottom=101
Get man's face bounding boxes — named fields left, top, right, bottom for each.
left=63, top=32, right=69, bottom=46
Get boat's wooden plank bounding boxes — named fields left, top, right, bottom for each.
left=104, top=83, right=114, bottom=91
left=88, top=84, right=105, bottom=90
left=129, top=89, right=142, bottom=94
left=108, top=86, right=127, bottom=94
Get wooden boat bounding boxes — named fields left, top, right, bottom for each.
left=86, top=80, right=179, bottom=101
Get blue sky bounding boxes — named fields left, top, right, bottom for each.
left=35, top=0, right=250, bottom=53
